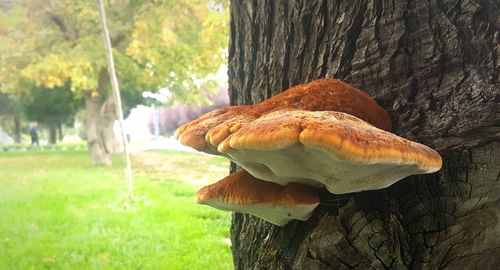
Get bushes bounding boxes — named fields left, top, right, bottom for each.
left=150, top=87, right=229, bottom=136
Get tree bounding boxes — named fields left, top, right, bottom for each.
left=228, top=1, right=499, bottom=269
left=21, top=83, right=82, bottom=144
left=0, top=93, right=22, bottom=143
left=0, top=0, right=228, bottom=165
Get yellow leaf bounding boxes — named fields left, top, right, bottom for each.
left=41, top=257, right=56, bottom=264
left=98, top=252, right=109, bottom=262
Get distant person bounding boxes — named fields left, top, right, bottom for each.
left=29, top=122, right=39, bottom=148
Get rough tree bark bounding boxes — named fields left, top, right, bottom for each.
left=84, top=68, right=119, bottom=166
left=228, top=0, right=499, bottom=269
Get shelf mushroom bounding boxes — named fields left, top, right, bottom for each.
left=196, top=170, right=320, bottom=226
left=177, top=78, right=392, bottom=155
left=181, top=78, right=443, bottom=225
left=178, top=78, right=442, bottom=194
left=217, top=110, right=442, bottom=194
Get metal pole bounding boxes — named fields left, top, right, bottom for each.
left=97, top=0, right=134, bottom=200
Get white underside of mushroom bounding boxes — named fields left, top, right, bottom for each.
left=225, top=145, right=437, bottom=194
left=201, top=199, right=319, bottom=226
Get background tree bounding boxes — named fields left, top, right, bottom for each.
left=0, top=93, right=22, bottom=143
left=228, top=0, right=499, bottom=269
left=0, top=0, right=228, bottom=165
left=21, top=83, right=83, bottom=144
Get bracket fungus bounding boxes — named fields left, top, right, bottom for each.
left=196, top=170, right=320, bottom=226
left=218, top=110, right=442, bottom=194
left=179, top=78, right=442, bottom=225
left=176, top=78, right=392, bottom=155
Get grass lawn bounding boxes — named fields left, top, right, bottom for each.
left=0, top=150, right=233, bottom=270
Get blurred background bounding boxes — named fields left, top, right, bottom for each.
left=0, top=0, right=234, bottom=269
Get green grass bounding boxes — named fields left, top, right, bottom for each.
left=0, top=150, right=233, bottom=270
left=1, top=142, right=87, bottom=152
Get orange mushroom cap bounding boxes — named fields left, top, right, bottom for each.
left=196, top=171, right=320, bottom=226
left=177, top=78, right=392, bottom=154
left=219, top=110, right=442, bottom=194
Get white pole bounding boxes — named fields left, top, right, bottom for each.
left=97, top=0, right=134, bottom=200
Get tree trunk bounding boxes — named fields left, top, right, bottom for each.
left=13, top=115, right=20, bottom=143
left=58, top=123, right=63, bottom=142
left=228, top=1, right=499, bottom=269
left=84, top=68, right=118, bottom=166
left=48, top=123, right=57, bottom=144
